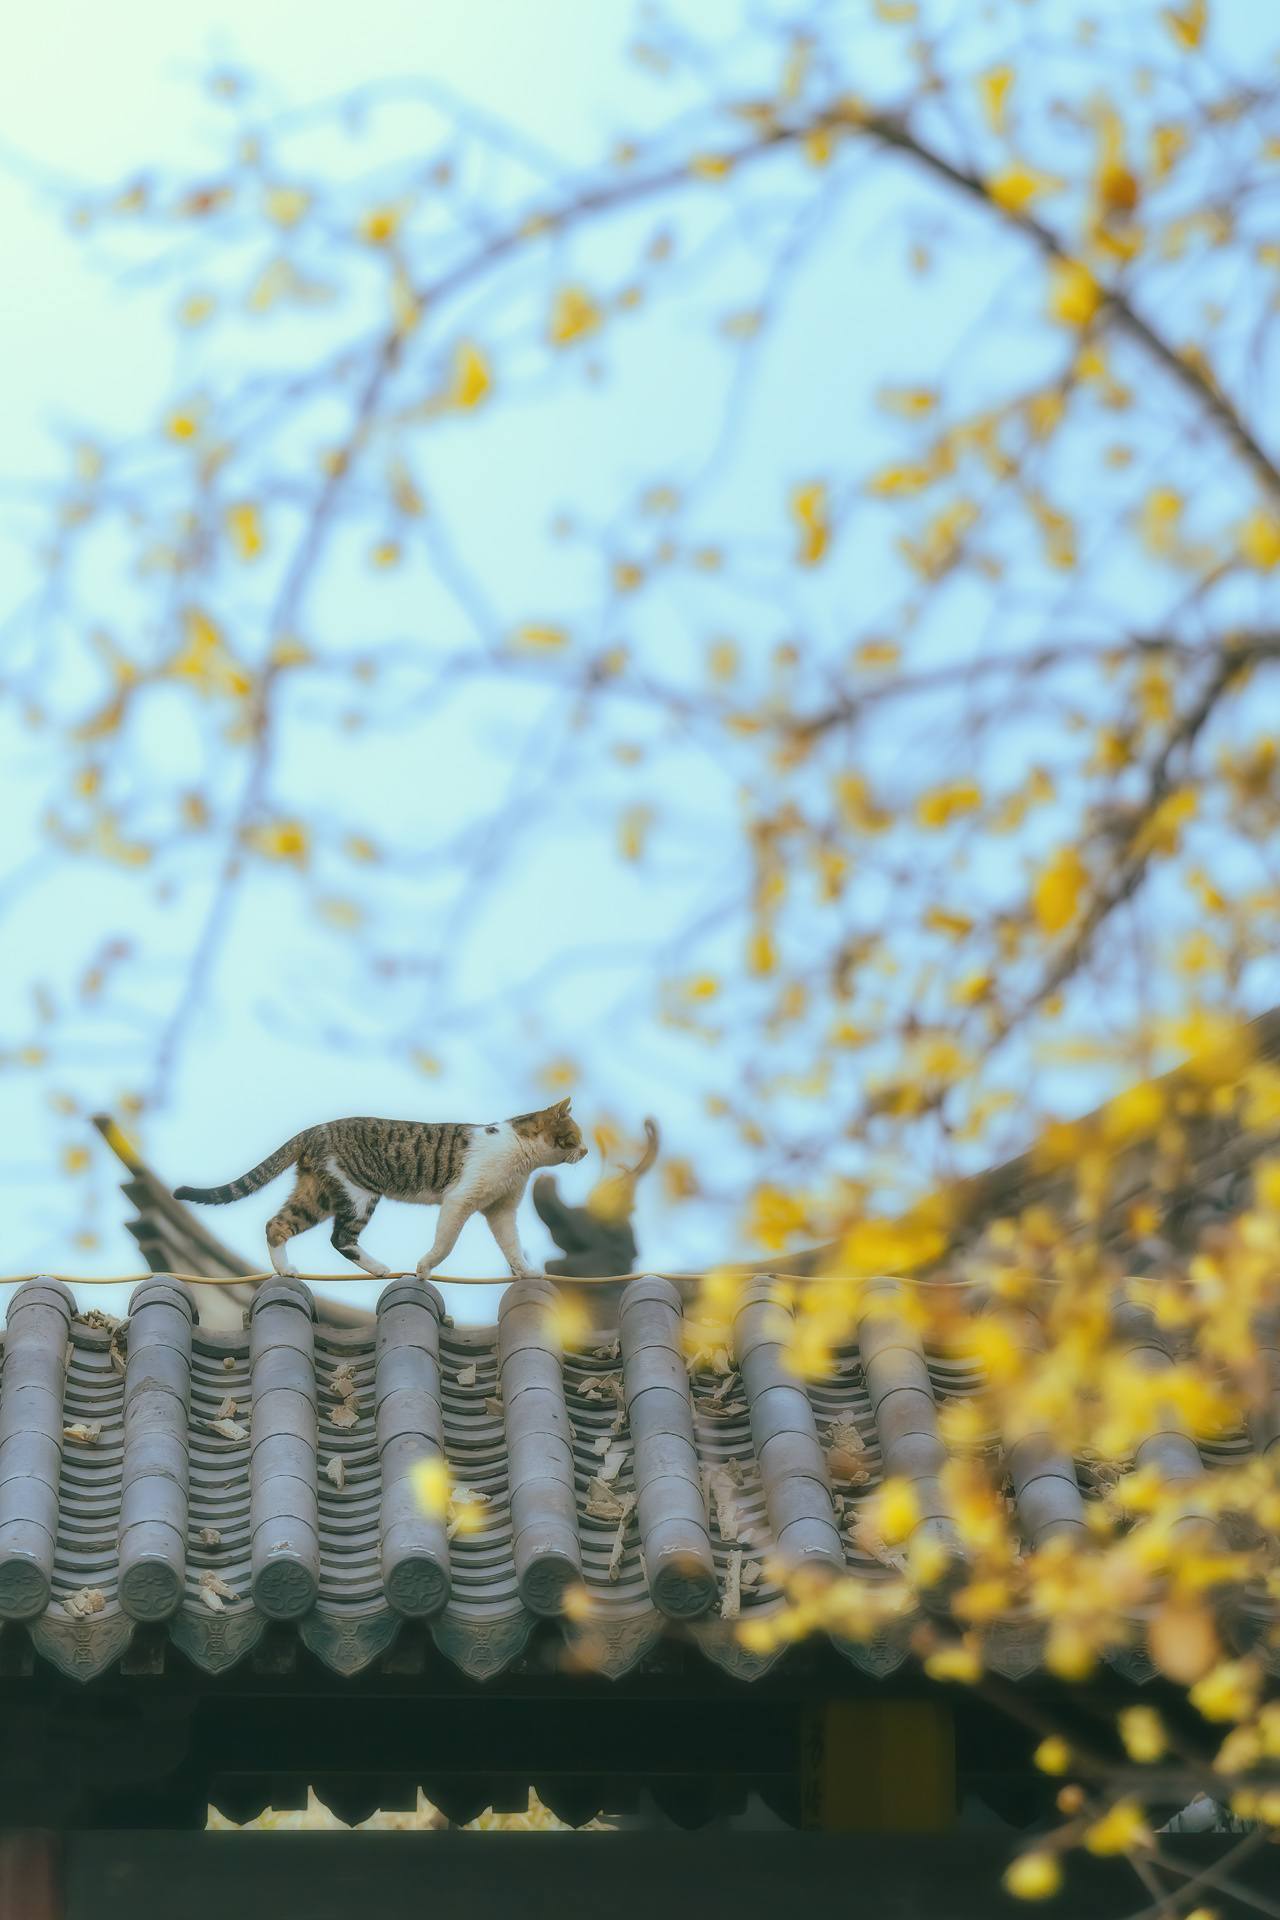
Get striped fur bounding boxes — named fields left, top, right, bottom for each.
left=175, top=1100, right=587, bottom=1280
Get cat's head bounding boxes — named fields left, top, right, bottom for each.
left=513, top=1096, right=588, bottom=1164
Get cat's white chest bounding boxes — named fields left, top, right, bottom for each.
left=452, top=1123, right=529, bottom=1208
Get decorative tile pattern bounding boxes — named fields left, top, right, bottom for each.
left=1, top=1270, right=1276, bottom=1686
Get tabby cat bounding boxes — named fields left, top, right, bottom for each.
left=174, top=1099, right=587, bottom=1280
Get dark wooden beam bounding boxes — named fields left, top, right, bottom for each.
left=51, top=1832, right=1278, bottom=1920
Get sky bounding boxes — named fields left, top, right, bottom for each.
left=1, top=0, right=1277, bottom=1322
left=0, top=0, right=772, bottom=1317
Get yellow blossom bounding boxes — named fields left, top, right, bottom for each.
left=548, top=285, right=602, bottom=346
left=263, top=184, right=309, bottom=227
left=925, top=1639, right=982, bottom=1684
left=1033, top=1737, right=1072, bottom=1775
left=1003, top=1852, right=1062, bottom=1901
left=1084, top=1799, right=1150, bottom=1855
left=876, top=1476, right=920, bottom=1544
left=1190, top=1659, right=1260, bottom=1723
left=1238, top=509, right=1280, bottom=569
left=1118, top=1706, right=1166, bottom=1763
left=989, top=163, right=1065, bottom=213
left=410, top=1455, right=449, bottom=1519
left=446, top=340, right=491, bottom=409
left=916, top=781, right=981, bottom=829
left=1033, top=846, right=1088, bottom=936
left=1047, top=259, right=1104, bottom=327
left=360, top=205, right=401, bottom=245
left=976, top=65, right=1014, bottom=135
left=225, top=501, right=264, bottom=561
left=790, top=481, right=830, bottom=567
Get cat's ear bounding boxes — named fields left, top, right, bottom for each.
left=552, top=1097, right=572, bottom=1115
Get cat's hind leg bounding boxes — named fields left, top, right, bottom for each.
left=416, top=1196, right=469, bottom=1281
left=265, top=1174, right=331, bottom=1276
left=330, top=1192, right=389, bottom=1277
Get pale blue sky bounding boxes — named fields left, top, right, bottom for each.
left=1, top=0, right=1277, bottom=1321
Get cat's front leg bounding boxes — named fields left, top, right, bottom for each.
left=484, top=1200, right=538, bottom=1279
left=416, top=1196, right=469, bottom=1281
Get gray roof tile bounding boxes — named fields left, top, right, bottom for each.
left=1, top=1270, right=1277, bottom=1687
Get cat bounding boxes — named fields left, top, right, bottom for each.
left=174, top=1098, right=587, bottom=1281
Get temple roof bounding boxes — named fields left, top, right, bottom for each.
left=1, top=1269, right=1277, bottom=1689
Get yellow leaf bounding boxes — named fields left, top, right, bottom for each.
left=225, top=501, right=264, bottom=562
left=540, top=1057, right=578, bottom=1092
left=411, top=1456, right=450, bottom=1520
left=511, top=623, right=568, bottom=652
left=1047, top=259, right=1104, bottom=327
left=925, top=906, right=973, bottom=937
left=661, top=1157, right=699, bottom=1201
left=1083, top=1799, right=1151, bottom=1856
left=916, top=780, right=981, bottom=829
left=707, top=639, right=739, bottom=683
left=245, top=819, right=309, bottom=865
left=316, top=896, right=362, bottom=931
left=876, top=386, right=936, bottom=419
left=1190, top=1658, right=1260, bottom=1723
left=1131, top=787, right=1197, bottom=858
left=391, top=270, right=422, bottom=336
left=618, top=805, right=652, bottom=862
left=989, top=163, right=1064, bottom=213
left=748, top=1185, right=806, bottom=1250
left=747, top=927, right=777, bottom=976
left=877, top=1477, right=920, bottom=1544
left=369, top=541, right=401, bottom=570
left=950, top=969, right=991, bottom=1006
left=177, top=291, right=216, bottom=328
left=263, top=184, right=309, bottom=228
left=924, top=1640, right=982, bottom=1684
left=839, top=1216, right=945, bottom=1274
left=689, top=152, right=734, bottom=180
left=170, top=609, right=252, bottom=700
left=1238, top=508, right=1280, bottom=570
left=269, top=635, right=310, bottom=669
left=61, top=1145, right=91, bottom=1176
left=411, top=1050, right=441, bottom=1076
left=1101, top=1081, right=1164, bottom=1145
left=447, top=339, right=491, bottom=409
left=1032, top=846, right=1088, bottom=936
left=682, top=975, right=719, bottom=1001
left=1033, top=1737, right=1072, bottom=1775
left=1161, top=0, right=1207, bottom=51
left=854, top=639, right=900, bottom=671
left=166, top=407, right=200, bottom=442
left=1148, top=123, right=1188, bottom=180
left=835, top=774, right=892, bottom=834
left=1118, top=1706, right=1166, bottom=1763
left=548, top=284, right=602, bottom=346
left=1139, top=485, right=1184, bottom=556
left=976, top=65, right=1014, bottom=135
left=1255, top=1159, right=1280, bottom=1213
left=1003, top=1853, right=1062, bottom=1901
left=867, top=462, right=934, bottom=497
left=360, top=205, right=401, bottom=245
left=790, top=480, right=830, bottom=566
left=803, top=126, right=835, bottom=168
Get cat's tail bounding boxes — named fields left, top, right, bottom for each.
left=174, top=1132, right=309, bottom=1206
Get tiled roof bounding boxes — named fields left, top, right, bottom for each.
left=1, top=1272, right=1277, bottom=1688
